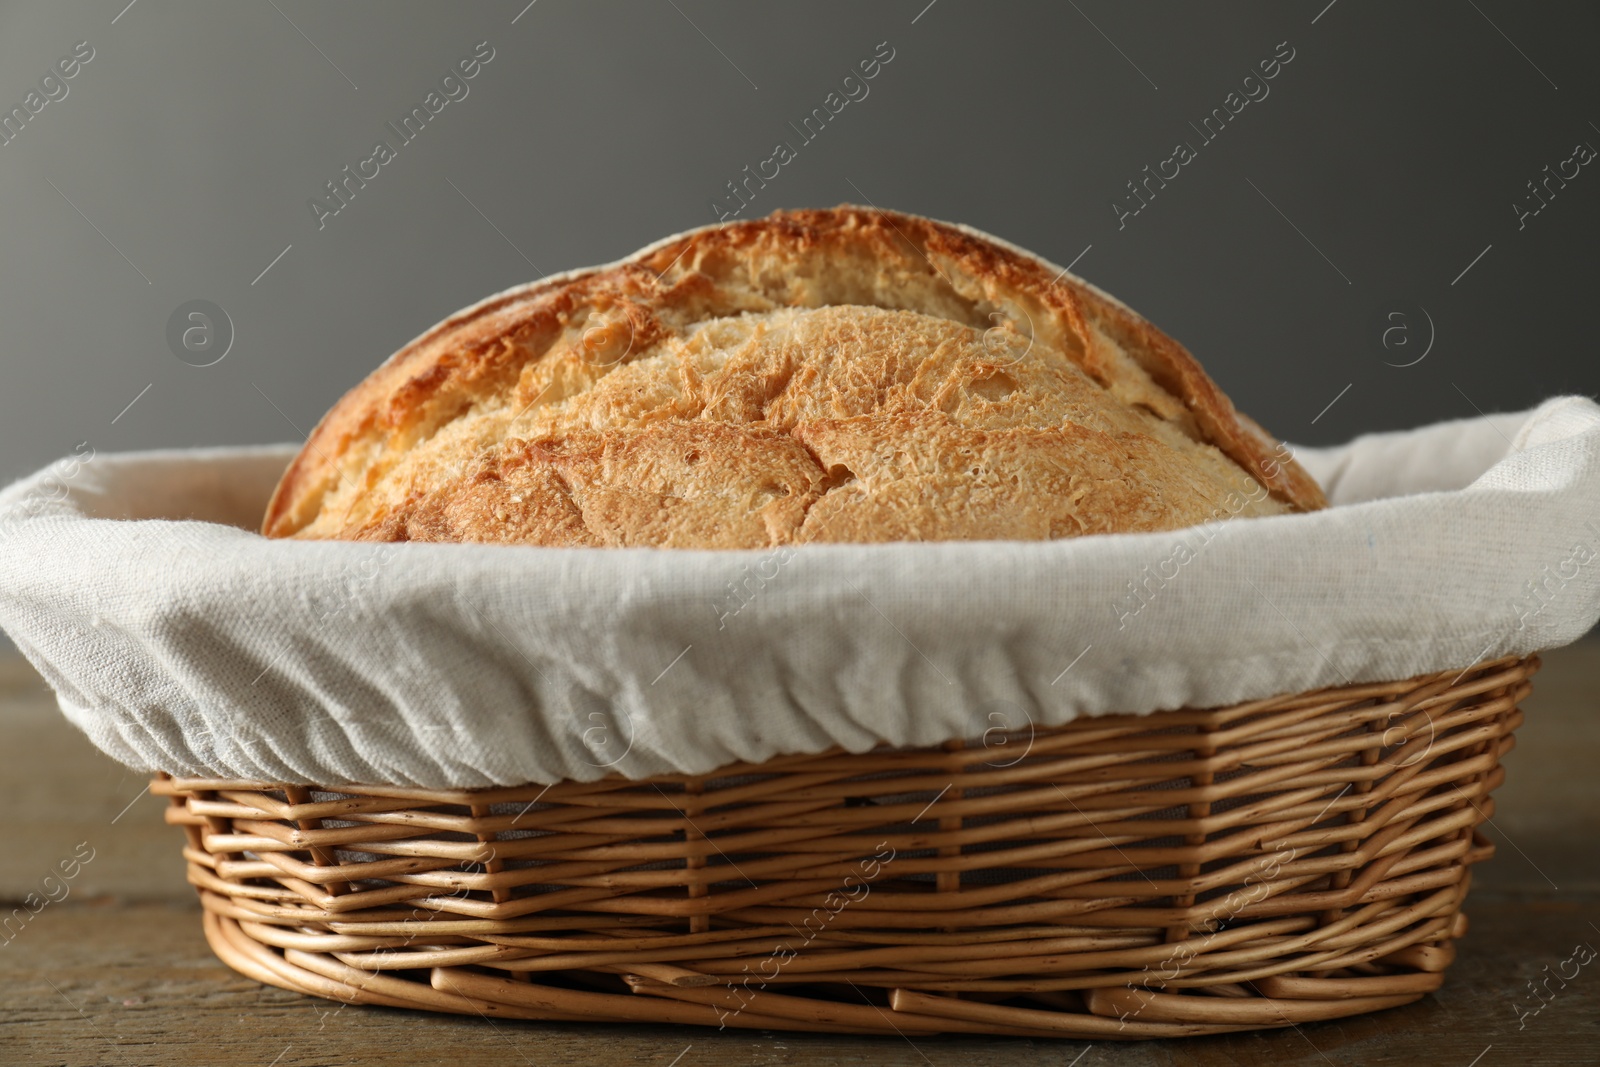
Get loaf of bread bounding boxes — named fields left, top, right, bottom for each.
left=262, top=207, right=1324, bottom=547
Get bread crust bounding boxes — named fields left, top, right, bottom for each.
left=262, top=206, right=1325, bottom=546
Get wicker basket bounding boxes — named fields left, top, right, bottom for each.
left=155, top=654, right=1536, bottom=1039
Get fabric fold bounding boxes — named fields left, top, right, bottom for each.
left=1, top=397, right=1596, bottom=788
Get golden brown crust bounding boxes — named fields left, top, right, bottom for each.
left=262, top=206, right=1325, bottom=547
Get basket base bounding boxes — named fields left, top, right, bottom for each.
left=199, top=908, right=1434, bottom=1039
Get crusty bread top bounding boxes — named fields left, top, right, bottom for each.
left=262, top=206, right=1325, bottom=547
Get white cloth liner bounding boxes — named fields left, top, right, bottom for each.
left=1, top=397, right=1596, bottom=788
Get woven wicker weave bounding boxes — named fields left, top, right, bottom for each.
left=155, top=654, right=1537, bottom=1039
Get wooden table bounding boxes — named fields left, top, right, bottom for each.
left=3, top=645, right=1596, bottom=1066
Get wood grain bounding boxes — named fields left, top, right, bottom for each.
left=3, top=643, right=1596, bottom=1066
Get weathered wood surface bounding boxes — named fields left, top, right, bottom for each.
left=3, top=644, right=1596, bottom=1066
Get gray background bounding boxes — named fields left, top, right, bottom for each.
left=0, top=0, right=1595, bottom=482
